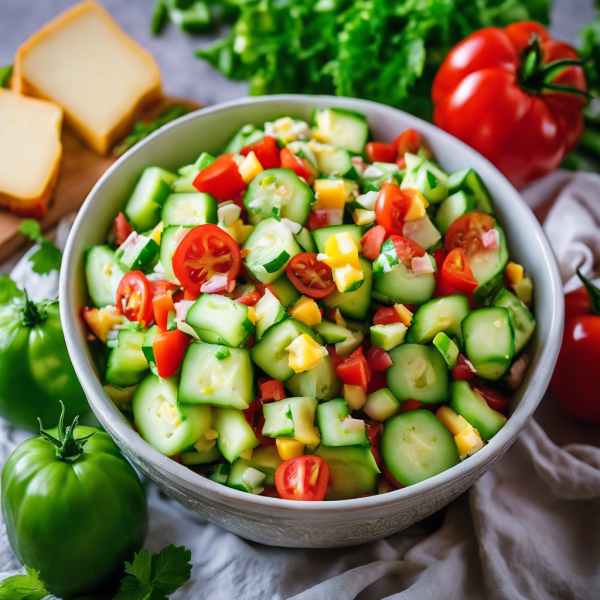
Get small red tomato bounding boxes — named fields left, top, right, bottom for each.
left=275, top=455, right=330, bottom=501
left=116, top=271, right=153, bottom=325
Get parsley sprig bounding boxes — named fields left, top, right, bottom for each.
left=18, top=220, right=62, bottom=276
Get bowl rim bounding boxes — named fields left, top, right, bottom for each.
left=60, top=93, right=564, bottom=514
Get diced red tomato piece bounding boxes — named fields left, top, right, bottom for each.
left=243, top=398, right=275, bottom=446
left=366, top=346, right=393, bottom=372
left=193, top=155, right=247, bottom=202
left=260, top=380, right=286, bottom=402
left=116, top=271, right=153, bottom=325
left=442, top=248, right=478, bottom=293
left=152, top=293, right=175, bottom=332
left=361, top=225, right=387, bottom=261
left=306, top=210, right=336, bottom=232
left=149, top=280, right=179, bottom=299
left=392, top=129, right=421, bottom=157
left=280, top=147, right=317, bottom=184
left=241, top=135, right=281, bottom=169
left=452, top=364, right=476, bottom=381
left=366, top=142, right=396, bottom=164
left=367, top=371, right=387, bottom=394
left=373, top=306, right=402, bottom=326
left=153, top=329, right=190, bottom=378
left=399, top=399, right=421, bottom=413
left=336, top=347, right=371, bottom=388
left=326, top=345, right=345, bottom=369
left=112, top=212, right=133, bottom=246
left=469, top=380, right=509, bottom=412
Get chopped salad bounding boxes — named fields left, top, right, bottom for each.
left=83, top=107, right=536, bottom=501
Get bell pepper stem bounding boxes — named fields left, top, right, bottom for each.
left=577, top=269, right=600, bottom=315
left=38, top=401, right=94, bottom=461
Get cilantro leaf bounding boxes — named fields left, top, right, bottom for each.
left=18, top=220, right=62, bottom=276
left=0, top=275, right=23, bottom=304
left=0, top=566, right=50, bottom=600
left=115, top=545, right=192, bottom=600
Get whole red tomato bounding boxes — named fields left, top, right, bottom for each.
left=432, top=21, right=588, bottom=189
left=550, top=271, right=600, bottom=423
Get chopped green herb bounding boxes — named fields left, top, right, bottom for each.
left=19, top=219, right=62, bottom=276
left=0, top=64, right=12, bottom=88
left=0, top=566, right=50, bottom=600
left=151, top=0, right=169, bottom=35
left=113, top=105, right=189, bottom=156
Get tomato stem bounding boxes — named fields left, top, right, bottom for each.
left=519, top=36, right=592, bottom=101
left=577, top=269, right=600, bottom=315
left=38, top=401, right=94, bottom=461
left=20, top=293, right=49, bottom=327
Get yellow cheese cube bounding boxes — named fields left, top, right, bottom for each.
left=289, top=296, right=322, bottom=327
left=343, top=384, right=367, bottom=411
left=403, top=189, right=429, bottom=222
left=313, top=179, right=346, bottom=210
left=323, top=232, right=360, bottom=269
left=239, top=449, right=254, bottom=460
left=276, top=438, right=305, bottom=460
left=83, top=306, right=128, bottom=343
left=222, top=219, right=254, bottom=245
left=394, top=304, right=413, bottom=326
left=150, top=221, right=164, bottom=244
left=0, top=89, right=63, bottom=217
left=13, top=0, right=162, bottom=155
left=505, top=261, right=524, bottom=286
left=455, top=428, right=484, bottom=458
left=238, top=151, right=264, bottom=183
left=353, top=208, right=376, bottom=226
left=193, top=437, right=216, bottom=453
left=286, top=334, right=327, bottom=373
left=435, top=405, right=470, bottom=436
left=332, top=263, right=364, bottom=293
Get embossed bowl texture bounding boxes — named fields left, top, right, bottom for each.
left=60, top=95, right=563, bottom=548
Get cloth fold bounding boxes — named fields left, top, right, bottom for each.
left=0, top=171, right=599, bottom=600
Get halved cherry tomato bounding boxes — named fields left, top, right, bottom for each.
left=286, top=253, right=335, bottom=299
left=399, top=399, right=421, bottom=413
left=469, top=380, right=509, bottom=412
left=337, top=347, right=371, bottom=388
left=367, top=371, right=387, bottom=394
left=445, top=212, right=495, bottom=256
left=366, top=142, right=396, bottom=164
left=153, top=329, right=189, bottom=378
left=432, top=249, right=457, bottom=298
left=366, top=346, right=393, bottom=372
left=260, top=380, right=286, bottom=402
left=280, top=147, right=318, bottom=184
left=389, top=235, right=426, bottom=269
left=193, top=155, right=247, bottom=202
left=275, top=455, right=329, bottom=501
left=173, top=225, right=241, bottom=293
left=392, top=129, right=421, bottom=159
left=111, top=212, right=133, bottom=246
left=442, top=248, right=478, bottom=293
left=374, top=184, right=412, bottom=236
left=241, top=135, right=281, bottom=169
left=373, top=306, right=402, bottom=326
left=243, top=398, right=275, bottom=446
left=152, top=293, right=175, bottom=332
left=116, top=271, right=153, bottom=324
left=361, top=225, right=386, bottom=261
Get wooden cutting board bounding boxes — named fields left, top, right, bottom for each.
left=0, top=96, right=202, bottom=263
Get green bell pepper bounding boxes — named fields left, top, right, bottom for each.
left=1, top=408, right=147, bottom=598
left=0, top=295, right=89, bottom=430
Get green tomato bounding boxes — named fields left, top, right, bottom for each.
left=0, top=297, right=89, bottom=430
left=1, top=416, right=147, bottom=598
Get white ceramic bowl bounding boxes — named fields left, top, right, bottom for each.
left=60, top=95, right=563, bottom=548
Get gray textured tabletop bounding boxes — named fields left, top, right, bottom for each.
left=0, top=0, right=596, bottom=109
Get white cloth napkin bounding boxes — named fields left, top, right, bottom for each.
left=0, top=172, right=599, bottom=600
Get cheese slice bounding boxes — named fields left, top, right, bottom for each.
left=13, top=0, right=162, bottom=155
left=0, top=89, right=63, bottom=217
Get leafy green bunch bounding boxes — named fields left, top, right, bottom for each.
left=194, top=0, right=550, bottom=120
